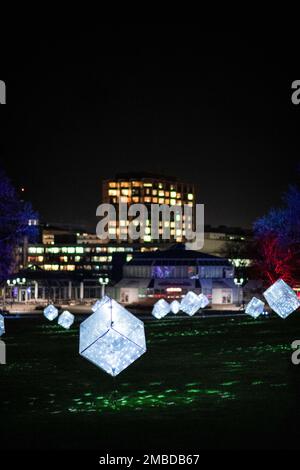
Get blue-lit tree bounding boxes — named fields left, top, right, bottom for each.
left=0, top=169, right=38, bottom=283
left=253, top=186, right=300, bottom=285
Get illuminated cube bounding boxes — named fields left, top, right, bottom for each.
left=0, top=314, right=5, bottom=337
left=170, top=300, right=180, bottom=314
left=79, top=296, right=146, bottom=377
left=152, top=299, right=171, bottom=319
left=43, top=304, right=58, bottom=321
left=245, top=297, right=265, bottom=319
left=263, top=279, right=300, bottom=319
left=91, top=296, right=110, bottom=312
left=198, top=293, right=210, bottom=309
left=181, top=291, right=202, bottom=316
left=58, top=311, right=75, bottom=329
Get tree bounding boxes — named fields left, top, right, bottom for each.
left=253, top=186, right=300, bottom=286
left=0, top=169, right=38, bottom=283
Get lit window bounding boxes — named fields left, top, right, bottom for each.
left=109, top=228, right=116, bottom=235
left=109, top=182, right=117, bottom=188
left=144, top=235, right=152, bottom=242
left=76, top=247, right=84, bottom=254
left=159, top=198, right=164, bottom=204
left=108, top=189, right=118, bottom=196
left=121, top=189, right=130, bottom=196
left=159, top=190, right=164, bottom=197
left=144, top=197, right=151, bottom=203
left=170, top=199, right=176, bottom=205
left=120, top=196, right=128, bottom=203
left=143, top=183, right=152, bottom=187
left=188, top=193, right=194, bottom=201
left=170, top=191, right=177, bottom=198
left=68, top=247, right=75, bottom=254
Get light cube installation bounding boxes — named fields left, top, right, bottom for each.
left=91, top=295, right=110, bottom=312
left=180, top=291, right=202, bottom=316
left=43, top=304, right=59, bottom=321
left=79, top=296, right=146, bottom=377
left=198, top=293, right=210, bottom=309
left=245, top=297, right=265, bottom=319
left=152, top=299, right=171, bottom=319
left=58, top=311, right=75, bottom=329
left=0, top=314, right=5, bottom=337
left=170, top=300, right=180, bottom=314
left=263, top=279, right=300, bottom=319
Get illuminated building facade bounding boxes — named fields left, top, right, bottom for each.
left=102, top=173, right=196, bottom=243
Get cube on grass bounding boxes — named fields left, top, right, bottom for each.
left=180, top=291, right=203, bottom=316
left=198, top=293, right=210, bottom=309
left=0, top=314, right=5, bottom=337
left=58, top=310, right=75, bottom=329
left=43, top=304, right=58, bottom=321
left=263, top=279, right=300, bottom=319
left=170, top=300, right=181, bottom=314
left=152, top=299, right=171, bottom=319
left=245, top=297, right=265, bottom=319
left=80, top=296, right=146, bottom=377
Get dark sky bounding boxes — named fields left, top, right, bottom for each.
left=1, top=31, right=299, bottom=230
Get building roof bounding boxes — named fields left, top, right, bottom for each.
left=126, top=247, right=232, bottom=267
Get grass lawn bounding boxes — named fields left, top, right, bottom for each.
left=1, top=314, right=300, bottom=450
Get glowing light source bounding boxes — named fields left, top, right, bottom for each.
left=0, top=314, right=5, bottom=337
left=245, top=297, right=265, bottom=319
left=58, top=311, right=75, bottom=329
left=181, top=291, right=202, bottom=316
left=263, top=279, right=300, bottom=319
left=166, top=287, right=182, bottom=293
left=170, top=300, right=180, bottom=314
left=198, top=293, right=209, bottom=309
left=43, top=304, right=59, bottom=321
left=80, top=296, right=146, bottom=377
left=152, top=299, right=171, bottom=319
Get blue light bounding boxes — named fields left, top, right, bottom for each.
left=58, top=311, right=75, bottom=329
left=170, top=300, right=180, bottom=314
left=152, top=299, right=171, bottom=319
left=180, top=291, right=202, bottom=316
left=43, top=304, right=58, bottom=321
left=0, top=314, right=5, bottom=337
left=263, top=279, right=300, bottom=319
left=245, top=297, right=265, bottom=319
left=79, top=297, right=146, bottom=377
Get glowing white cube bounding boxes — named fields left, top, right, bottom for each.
left=79, top=296, right=146, bottom=377
left=91, top=296, right=110, bottom=312
left=170, top=300, right=180, bottom=314
left=198, top=293, right=210, bottom=309
left=263, top=279, right=300, bottom=319
left=43, top=304, right=58, bottom=321
left=181, top=291, right=202, bottom=316
left=0, top=314, right=5, bottom=337
left=152, top=299, right=171, bottom=319
left=245, top=297, right=265, bottom=319
left=58, top=311, right=75, bottom=329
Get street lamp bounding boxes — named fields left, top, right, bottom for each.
left=234, top=278, right=244, bottom=307
left=99, top=276, right=109, bottom=298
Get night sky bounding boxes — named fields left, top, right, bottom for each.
left=1, top=32, right=299, bottom=230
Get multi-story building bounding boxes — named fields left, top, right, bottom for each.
left=102, top=173, right=196, bottom=243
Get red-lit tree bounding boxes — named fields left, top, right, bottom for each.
left=253, top=186, right=300, bottom=286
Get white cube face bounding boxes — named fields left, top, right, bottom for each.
left=43, top=305, right=58, bottom=321
left=181, top=292, right=202, bottom=316
left=91, top=296, right=110, bottom=312
left=0, top=314, right=5, bottom=337
left=79, top=297, right=146, bottom=377
left=152, top=299, right=171, bottom=319
left=170, top=300, right=180, bottom=314
left=58, top=311, right=75, bottom=329
left=245, top=297, right=265, bottom=319
left=198, top=293, right=210, bottom=309
left=263, top=279, right=300, bottom=319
